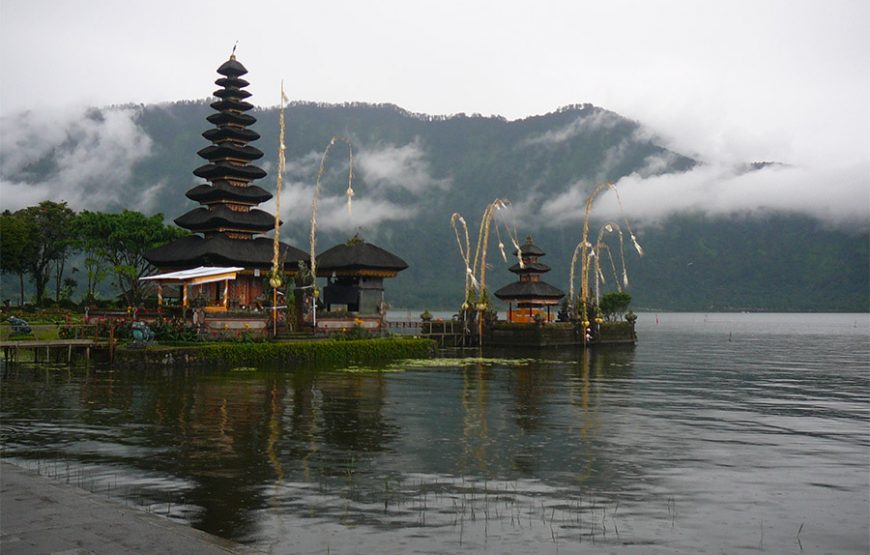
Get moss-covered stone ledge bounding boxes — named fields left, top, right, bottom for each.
left=598, top=321, right=636, bottom=343
left=114, top=337, right=437, bottom=368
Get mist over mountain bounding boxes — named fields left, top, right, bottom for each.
left=1, top=101, right=867, bottom=311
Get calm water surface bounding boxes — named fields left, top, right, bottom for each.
left=2, top=313, right=868, bottom=554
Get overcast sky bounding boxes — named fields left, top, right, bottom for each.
left=1, top=0, right=868, bottom=223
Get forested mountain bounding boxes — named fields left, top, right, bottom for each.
left=3, top=101, right=867, bottom=311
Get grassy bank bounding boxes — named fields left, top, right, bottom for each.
left=114, top=337, right=437, bottom=368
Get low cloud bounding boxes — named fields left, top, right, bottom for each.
left=263, top=180, right=415, bottom=239
left=529, top=159, right=869, bottom=229
left=610, top=161, right=869, bottom=226
left=523, top=108, right=623, bottom=147
left=356, top=138, right=450, bottom=193
left=517, top=102, right=869, bottom=229
left=0, top=106, right=156, bottom=211
left=313, top=196, right=414, bottom=232
left=635, top=152, right=682, bottom=178
left=133, top=179, right=169, bottom=215
left=534, top=181, right=593, bottom=227
left=261, top=144, right=425, bottom=240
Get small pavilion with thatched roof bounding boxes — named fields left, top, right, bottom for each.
left=494, top=236, right=565, bottom=323
left=314, top=235, right=408, bottom=331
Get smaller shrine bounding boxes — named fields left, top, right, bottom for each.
left=314, top=235, right=408, bottom=331
left=494, top=236, right=565, bottom=323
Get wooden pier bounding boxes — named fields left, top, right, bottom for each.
left=387, top=319, right=474, bottom=348
left=1, top=339, right=115, bottom=364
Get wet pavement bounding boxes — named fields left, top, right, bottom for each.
left=0, top=462, right=263, bottom=555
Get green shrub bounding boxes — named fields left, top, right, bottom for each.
left=599, top=292, right=632, bottom=322
left=330, top=324, right=374, bottom=341
left=191, top=337, right=436, bottom=367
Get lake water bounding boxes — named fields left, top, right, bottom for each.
left=1, top=313, right=868, bottom=554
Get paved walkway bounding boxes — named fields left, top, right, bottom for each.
left=0, top=462, right=264, bottom=555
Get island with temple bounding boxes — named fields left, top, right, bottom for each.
left=69, top=52, right=638, bottom=354
left=128, top=54, right=412, bottom=341
left=483, top=236, right=636, bottom=348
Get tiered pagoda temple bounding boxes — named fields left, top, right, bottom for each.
left=494, top=236, right=565, bottom=323
left=488, top=236, right=637, bottom=348
left=145, top=55, right=306, bottom=312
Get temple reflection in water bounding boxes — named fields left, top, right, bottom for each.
left=1, top=348, right=636, bottom=539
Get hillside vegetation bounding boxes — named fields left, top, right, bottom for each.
left=4, top=101, right=867, bottom=311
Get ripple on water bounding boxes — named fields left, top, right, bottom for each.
left=1, top=313, right=868, bottom=554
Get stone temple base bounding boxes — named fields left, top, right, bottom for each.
left=486, top=321, right=636, bottom=348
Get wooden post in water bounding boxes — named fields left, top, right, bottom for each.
left=109, top=325, right=114, bottom=365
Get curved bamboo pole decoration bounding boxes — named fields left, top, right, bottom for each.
left=471, top=198, right=521, bottom=306
left=474, top=200, right=501, bottom=348
left=474, top=202, right=497, bottom=305
left=572, top=182, right=643, bottom=330
left=450, top=213, right=477, bottom=303
left=452, top=199, right=521, bottom=306
left=594, top=222, right=628, bottom=293
left=270, top=82, right=289, bottom=336
left=568, top=240, right=587, bottom=316
left=270, top=81, right=288, bottom=289
left=308, top=137, right=354, bottom=286
left=578, top=183, right=610, bottom=316
left=568, top=232, right=624, bottom=317
left=451, top=199, right=523, bottom=346
left=594, top=244, right=623, bottom=304
left=493, top=216, right=524, bottom=269
left=594, top=244, right=606, bottom=304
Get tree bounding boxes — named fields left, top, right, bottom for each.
left=18, top=201, right=76, bottom=305
left=51, top=210, right=78, bottom=303
left=97, top=211, right=186, bottom=305
left=599, top=291, right=632, bottom=322
left=73, top=211, right=112, bottom=303
left=0, top=210, right=37, bottom=305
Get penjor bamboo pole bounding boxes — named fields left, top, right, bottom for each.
left=271, top=82, right=288, bottom=337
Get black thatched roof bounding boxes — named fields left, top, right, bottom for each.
left=508, top=261, right=551, bottom=274
left=174, top=206, right=277, bottom=233
left=494, top=281, right=565, bottom=301
left=215, top=76, right=249, bottom=89
left=197, top=144, right=264, bottom=162
left=202, top=126, right=260, bottom=143
left=193, top=162, right=267, bottom=181
left=217, top=57, right=247, bottom=77
left=213, top=87, right=252, bottom=100
left=206, top=111, right=256, bottom=127
left=210, top=98, right=254, bottom=112
left=186, top=182, right=272, bottom=204
left=316, top=240, right=408, bottom=275
left=514, top=236, right=546, bottom=257
left=145, top=235, right=306, bottom=270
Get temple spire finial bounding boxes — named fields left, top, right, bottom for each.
left=231, top=41, right=238, bottom=60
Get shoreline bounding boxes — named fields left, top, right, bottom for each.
left=113, top=336, right=437, bottom=368
left=0, top=461, right=262, bottom=554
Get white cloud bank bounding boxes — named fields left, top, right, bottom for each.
left=356, top=138, right=450, bottom=193
left=534, top=157, right=869, bottom=229
left=519, top=110, right=869, bottom=229
left=0, top=106, right=161, bottom=212
left=523, top=107, right=622, bottom=147
left=262, top=138, right=444, bottom=237
left=615, top=161, right=869, bottom=226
